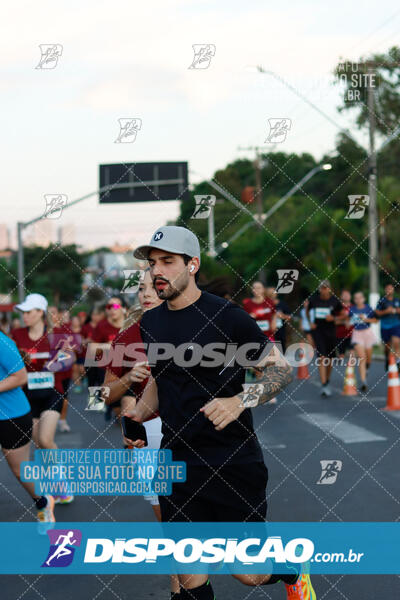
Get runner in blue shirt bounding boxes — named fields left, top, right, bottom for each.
left=375, top=283, right=400, bottom=370
left=0, top=332, right=55, bottom=527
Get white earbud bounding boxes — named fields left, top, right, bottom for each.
left=190, top=265, right=195, bottom=273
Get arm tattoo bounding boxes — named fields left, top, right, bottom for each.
left=239, top=363, right=293, bottom=407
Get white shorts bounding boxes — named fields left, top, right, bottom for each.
left=351, top=328, right=376, bottom=349
left=143, top=416, right=162, bottom=506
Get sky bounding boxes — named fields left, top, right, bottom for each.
left=2, top=0, right=400, bottom=250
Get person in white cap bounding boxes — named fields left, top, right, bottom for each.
left=123, top=226, right=315, bottom=600
left=12, top=293, right=74, bottom=505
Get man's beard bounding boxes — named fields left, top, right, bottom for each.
left=154, top=272, right=189, bottom=300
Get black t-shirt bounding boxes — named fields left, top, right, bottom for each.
left=140, top=291, right=271, bottom=466
left=275, top=299, right=290, bottom=337
left=308, top=294, right=343, bottom=333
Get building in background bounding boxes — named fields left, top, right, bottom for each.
left=58, top=224, right=76, bottom=246
left=24, top=220, right=55, bottom=247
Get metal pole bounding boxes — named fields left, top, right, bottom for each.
left=214, top=165, right=323, bottom=255
left=254, top=151, right=263, bottom=225
left=208, top=205, right=216, bottom=257
left=17, top=222, right=25, bottom=304
left=254, top=151, right=266, bottom=282
left=367, top=67, right=379, bottom=309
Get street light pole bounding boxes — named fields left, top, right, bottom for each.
left=15, top=182, right=152, bottom=303
left=367, top=65, right=379, bottom=309
left=215, top=163, right=332, bottom=256
left=208, top=204, right=216, bottom=258
left=17, top=222, right=25, bottom=304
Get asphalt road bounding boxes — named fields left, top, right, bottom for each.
left=1, top=359, right=399, bottom=599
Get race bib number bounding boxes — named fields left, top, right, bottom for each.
left=315, top=307, right=331, bottom=320
left=27, top=371, right=55, bottom=390
left=255, top=307, right=271, bottom=317
left=257, top=320, right=270, bottom=332
left=351, top=313, right=366, bottom=325
left=29, top=352, right=50, bottom=359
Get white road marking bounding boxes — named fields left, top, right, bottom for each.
left=386, top=411, right=400, bottom=419
left=298, top=412, right=387, bottom=443
left=55, top=433, right=83, bottom=448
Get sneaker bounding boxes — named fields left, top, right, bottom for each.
left=37, top=495, right=56, bottom=535
left=360, top=383, right=367, bottom=393
left=285, top=572, right=316, bottom=599
left=321, top=384, right=332, bottom=397
left=54, top=495, right=74, bottom=504
left=58, top=419, right=71, bottom=433
left=269, top=397, right=277, bottom=404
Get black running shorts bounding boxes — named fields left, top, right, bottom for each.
left=25, top=388, right=64, bottom=418
left=0, top=412, right=32, bottom=450
left=312, top=329, right=337, bottom=358
left=336, top=336, right=352, bottom=356
left=159, top=461, right=268, bottom=522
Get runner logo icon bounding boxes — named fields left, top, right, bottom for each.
left=191, top=195, right=216, bottom=219
left=35, top=44, right=63, bottom=69
left=121, top=270, right=145, bottom=293
left=188, top=44, right=216, bottom=69
left=44, top=194, right=67, bottom=219
left=265, top=118, right=291, bottom=143
left=42, top=529, right=82, bottom=567
left=345, top=195, right=369, bottom=219
left=276, top=269, right=299, bottom=293
left=114, top=118, right=142, bottom=143
left=317, top=460, right=343, bottom=485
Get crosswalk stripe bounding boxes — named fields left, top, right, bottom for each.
left=298, top=412, right=387, bottom=443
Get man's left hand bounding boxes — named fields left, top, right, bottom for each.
left=200, top=396, right=245, bottom=430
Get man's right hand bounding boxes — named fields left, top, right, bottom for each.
left=123, top=434, right=146, bottom=448
left=310, top=323, right=317, bottom=330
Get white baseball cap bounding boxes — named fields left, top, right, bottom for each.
left=134, top=226, right=201, bottom=264
left=15, top=293, right=48, bottom=313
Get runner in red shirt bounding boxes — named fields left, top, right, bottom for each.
left=48, top=306, right=78, bottom=434
left=243, top=281, right=276, bottom=339
left=92, top=296, right=128, bottom=419
left=102, top=271, right=179, bottom=596
left=243, top=282, right=278, bottom=402
left=335, top=289, right=354, bottom=358
left=81, top=306, right=105, bottom=390
left=13, top=295, right=64, bottom=450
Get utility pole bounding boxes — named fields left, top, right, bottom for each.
left=366, top=64, right=379, bottom=309
left=207, top=204, right=216, bottom=257
left=356, top=59, right=399, bottom=309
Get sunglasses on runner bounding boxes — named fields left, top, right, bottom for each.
left=106, top=303, right=122, bottom=310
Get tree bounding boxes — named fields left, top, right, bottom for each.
left=3, top=245, right=85, bottom=304
left=334, top=46, right=400, bottom=136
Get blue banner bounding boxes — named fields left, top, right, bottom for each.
left=0, top=522, right=398, bottom=574
left=20, top=449, right=186, bottom=496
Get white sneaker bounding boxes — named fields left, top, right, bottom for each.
left=58, top=419, right=71, bottom=433
left=321, top=384, right=332, bottom=397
